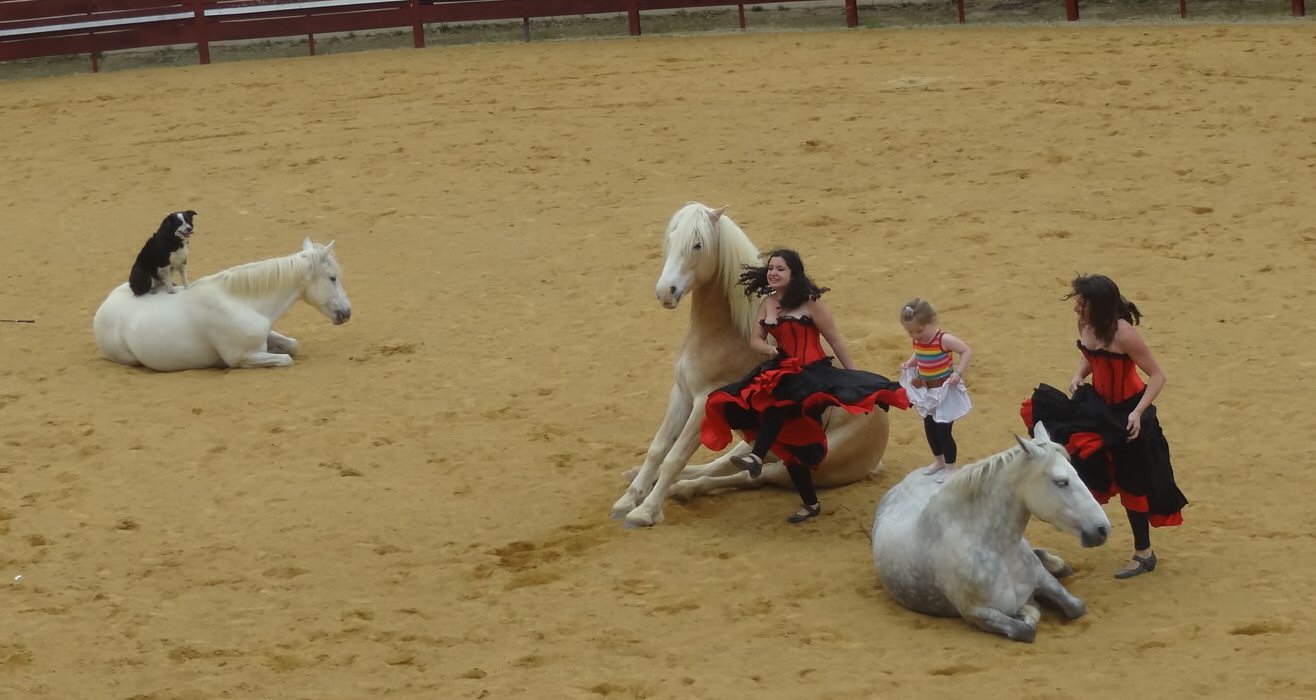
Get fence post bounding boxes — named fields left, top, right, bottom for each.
left=86, top=8, right=99, bottom=73
left=410, top=0, right=424, bottom=48
left=1179, top=0, right=1187, bottom=17
left=1294, top=0, right=1305, bottom=17
left=956, top=0, right=965, bottom=23
left=191, top=0, right=210, bottom=65
left=627, top=0, right=640, bottom=36
left=845, top=0, right=858, bottom=27
left=737, top=3, right=745, bottom=30
left=1065, top=0, right=1079, bottom=21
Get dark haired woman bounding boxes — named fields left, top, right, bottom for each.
left=700, top=249, right=908, bottom=523
left=1021, top=274, right=1188, bottom=579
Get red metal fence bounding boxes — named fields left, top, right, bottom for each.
left=1, top=1, right=1308, bottom=74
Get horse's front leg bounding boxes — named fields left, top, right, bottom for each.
left=266, top=331, right=300, bottom=356
left=216, top=323, right=293, bottom=369
left=669, top=443, right=774, bottom=501
left=622, top=399, right=709, bottom=529
left=234, top=351, right=294, bottom=368
left=1032, top=568, right=1087, bottom=619
left=962, top=604, right=1039, bottom=643
left=611, top=384, right=693, bottom=521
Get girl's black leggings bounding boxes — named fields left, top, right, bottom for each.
left=923, top=416, right=957, bottom=464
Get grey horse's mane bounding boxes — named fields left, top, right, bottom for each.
left=199, top=251, right=317, bottom=299
left=942, top=444, right=1027, bottom=499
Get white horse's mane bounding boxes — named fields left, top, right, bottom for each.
left=198, top=251, right=319, bottom=299
left=943, top=444, right=1027, bottom=499
left=667, top=203, right=761, bottom=338
left=944, top=439, right=1070, bottom=499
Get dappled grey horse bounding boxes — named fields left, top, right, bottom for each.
left=871, top=423, right=1109, bottom=642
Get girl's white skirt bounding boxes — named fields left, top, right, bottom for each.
left=900, top=366, right=972, bottom=423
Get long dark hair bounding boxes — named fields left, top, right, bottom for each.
left=738, top=248, right=828, bottom=310
left=1065, top=274, right=1142, bottom=345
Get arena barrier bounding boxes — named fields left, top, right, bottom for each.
left=1, top=1, right=1307, bottom=74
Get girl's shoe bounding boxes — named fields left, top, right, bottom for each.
left=730, top=453, right=763, bottom=478
left=1113, top=553, right=1157, bottom=579
left=786, top=503, right=821, bottom=524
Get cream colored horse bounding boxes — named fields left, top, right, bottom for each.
left=610, top=202, right=892, bottom=528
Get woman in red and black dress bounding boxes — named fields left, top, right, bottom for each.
left=1022, top=274, right=1188, bottom=579
left=700, top=249, right=907, bottom=524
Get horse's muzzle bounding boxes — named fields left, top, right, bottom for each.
left=1080, top=525, right=1109, bottom=548
left=657, top=286, right=683, bottom=309
left=333, top=308, right=352, bottom=325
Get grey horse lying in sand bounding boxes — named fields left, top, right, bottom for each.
left=871, top=423, right=1110, bottom=642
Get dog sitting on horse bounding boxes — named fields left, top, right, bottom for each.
left=128, top=210, right=198, bottom=296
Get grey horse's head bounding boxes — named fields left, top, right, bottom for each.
left=1015, top=423, right=1110, bottom=547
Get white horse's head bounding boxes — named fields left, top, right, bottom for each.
left=1014, top=423, right=1110, bottom=548
left=301, top=238, right=352, bottom=325
left=654, top=202, right=761, bottom=337
left=656, top=202, right=727, bottom=309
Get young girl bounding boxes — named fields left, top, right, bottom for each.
left=899, top=299, right=972, bottom=483
left=700, top=249, right=907, bottom=523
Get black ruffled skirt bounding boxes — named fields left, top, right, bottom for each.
left=1022, top=384, right=1187, bottom=526
left=702, top=356, right=908, bottom=468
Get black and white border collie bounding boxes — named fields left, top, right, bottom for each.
left=129, top=210, right=198, bottom=296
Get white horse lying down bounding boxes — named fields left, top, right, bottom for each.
left=871, top=423, right=1110, bottom=642
left=93, top=238, right=351, bottom=371
left=610, top=202, right=893, bottom=528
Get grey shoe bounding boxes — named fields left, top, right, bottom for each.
left=1113, top=553, right=1157, bottom=579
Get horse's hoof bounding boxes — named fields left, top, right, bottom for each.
left=622, top=506, right=662, bottom=529
left=622, top=513, right=654, bottom=529
left=1010, top=626, right=1037, bottom=643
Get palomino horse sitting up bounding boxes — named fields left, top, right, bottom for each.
left=93, top=238, right=351, bottom=371
left=870, top=423, right=1110, bottom=642
left=610, top=202, right=893, bottom=528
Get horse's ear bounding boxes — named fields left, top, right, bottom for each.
left=324, top=240, right=335, bottom=252
left=302, top=237, right=314, bottom=252
left=1015, top=433, right=1047, bottom=460
left=708, top=205, right=729, bottom=223
left=1033, top=421, right=1052, bottom=443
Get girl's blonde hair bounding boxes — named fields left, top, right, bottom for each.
left=899, top=298, right=937, bottom=325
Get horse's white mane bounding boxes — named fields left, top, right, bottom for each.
left=198, top=250, right=320, bottom=298
left=944, top=438, right=1069, bottom=499
left=943, top=445, right=1024, bottom=498
left=667, top=202, right=761, bottom=338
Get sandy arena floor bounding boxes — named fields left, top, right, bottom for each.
left=2, top=20, right=1315, bottom=699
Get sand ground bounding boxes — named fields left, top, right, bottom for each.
left=2, top=19, right=1315, bottom=699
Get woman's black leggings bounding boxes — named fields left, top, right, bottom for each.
left=750, top=407, right=818, bottom=506
left=749, top=407, right=784, bottom=460
left=1127, top=509, right=1151, bottom=551
left=923, top=416, right=957, bottom=464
